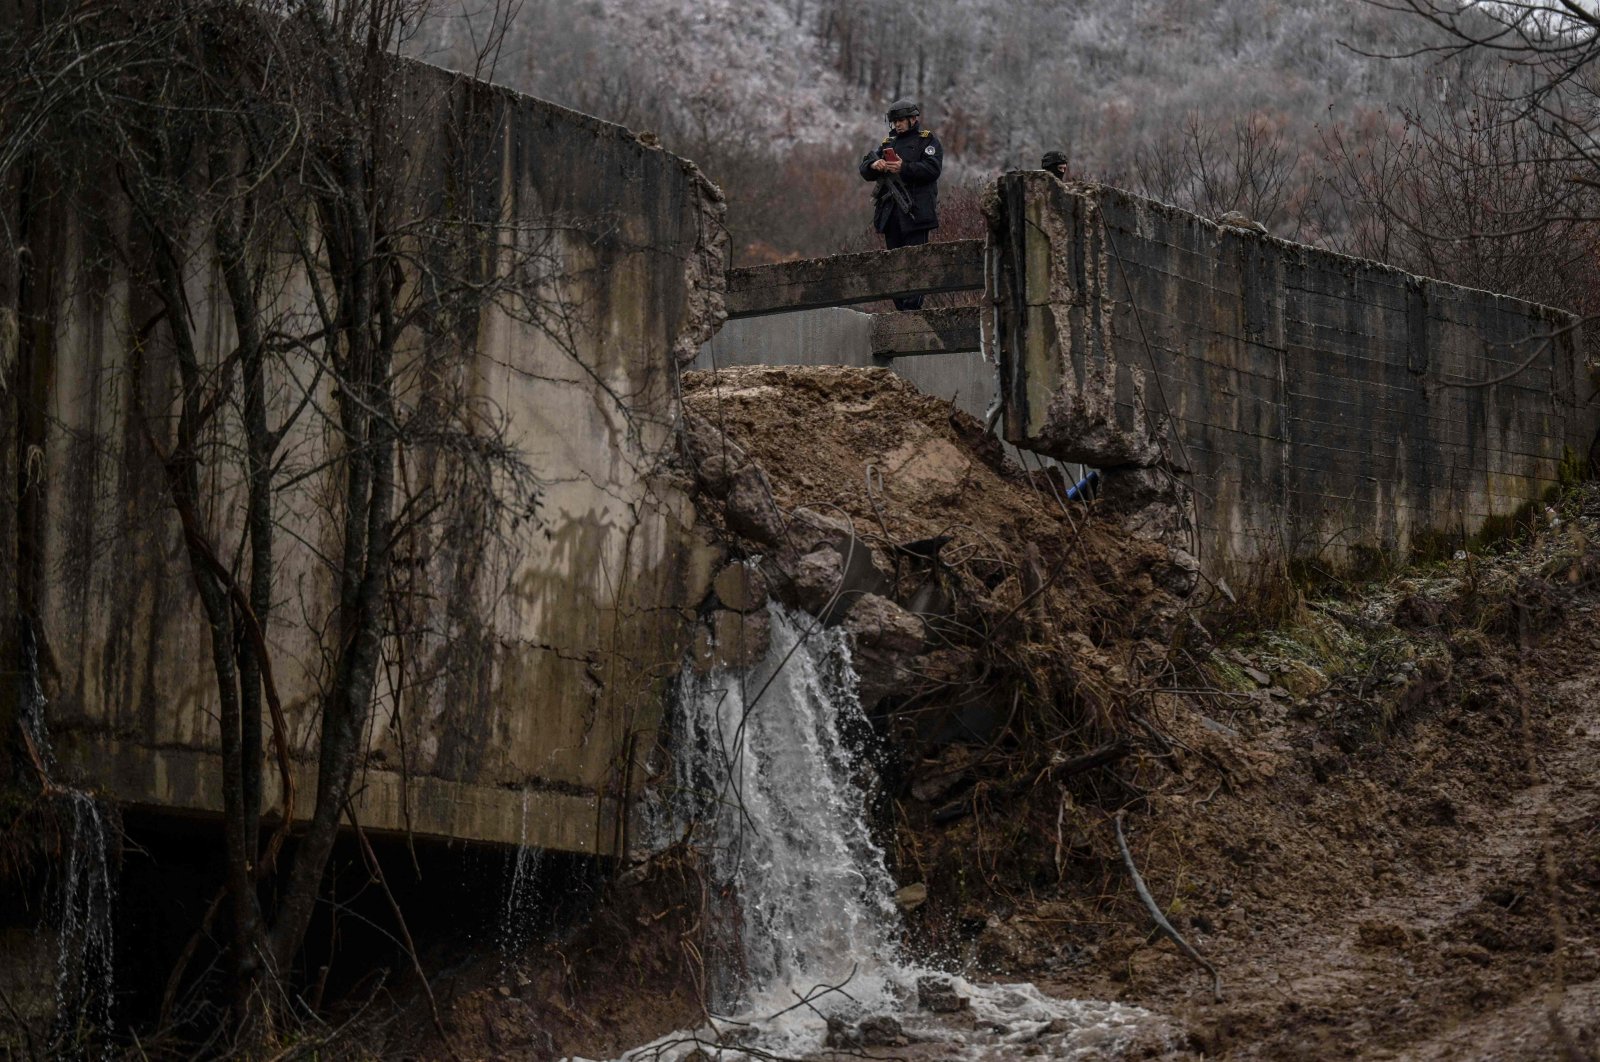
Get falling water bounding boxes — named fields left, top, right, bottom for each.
left=501, top=789, right=546, bottom=970
left=612, top=604, right=1174, bottom=1061
left=20, top=626, right=118, bottom=1058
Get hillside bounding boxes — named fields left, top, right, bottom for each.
left=417, top=0, right=1453, bottom=260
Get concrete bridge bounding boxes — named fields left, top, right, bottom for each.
left=4, top=62, right=1594, bottom=858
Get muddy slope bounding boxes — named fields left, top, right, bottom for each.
left=365, top=366, right=1600, bottom=1061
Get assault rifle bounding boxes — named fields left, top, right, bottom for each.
left=879, top=147, right=916, bottom=218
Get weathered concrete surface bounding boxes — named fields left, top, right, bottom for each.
left=8, top=62, right=728, bottom=854
left=725, top=241, right=983, bottom=318
left=869, top=307, right=982, bottom=357
left=990, top=173, right=1598, bottom=584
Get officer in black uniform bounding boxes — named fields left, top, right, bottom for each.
left=1040, top=150, right=1069, bottom=179
left=859, top=98, right=943, bottom=310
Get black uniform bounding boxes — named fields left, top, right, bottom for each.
left=859, top=123, right=943, bottom=309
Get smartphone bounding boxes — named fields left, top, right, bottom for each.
left=883, top=147, right=900, bottom=163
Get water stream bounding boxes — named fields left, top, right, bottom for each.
left=20, top=626, right=118, bottom=1058
left=501, top=789, right=547, bottom=971
left=611, top=604, right=1173, bottom=1061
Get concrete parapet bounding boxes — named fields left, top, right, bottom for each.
left=989, top=172, right=1598, bottom=586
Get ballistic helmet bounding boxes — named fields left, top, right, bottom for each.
left=886, top=99, right=921, bottom=122
left=1040, top=151, right=1069, bottom=173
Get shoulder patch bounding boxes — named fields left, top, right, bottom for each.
left=921, top=129, right=932, bottom=137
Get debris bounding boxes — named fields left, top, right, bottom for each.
left=712, top=562, right=769, bottom=613
left=917, top=975, right=969, bottom=1012
left=825, top=1014, right=909, bottom=1048
left=894, top=883, right=928, bottom=911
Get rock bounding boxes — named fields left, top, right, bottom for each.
left=724, top=463, right=785, bottom=543
left=1275, top=659, right=1328, bottom=698
left=1243, top=665, right=1272, bottom=687
left=845, top=594, right=925, bottom=653
left=1097, top=466, right=1172, bottom=512
left=784, top=546, right=847, bottom=617
left=825, top=1016, right=907, bottom=1049
left=782, top=507, right=858, bottom=558
left=894, top=883, right=928, bottom=911
left=823, top=1017, right=861, bottom=1049
left=917, top=975, right=969, bottom=1013
left=910, top=766, right=968, bottom=804
left=843, top=594, right=926, bottom=706
left=1154, top=547, right=1201, bottom=597
left=691, top=609, right=772, bottom=674
left=760, top=508, right=892, bottom=623
left=856, top=1014, right=908, bottom=1047
left=712, top=562, right=768, bottom=613
left=1217, top=209, right=1268, bottom=234
left=680, top=414, right=744, bottom=496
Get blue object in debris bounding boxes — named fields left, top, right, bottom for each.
left=1066, top=469, right=1100, bottom=502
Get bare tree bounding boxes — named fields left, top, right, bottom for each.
left=1322, top=78, right=1600, bottom=314
left=1131, top=111, right=1311, bottom=238
left=3, top=0, right=571, bottom=1043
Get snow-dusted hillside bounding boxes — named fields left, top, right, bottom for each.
left=416, top=0, right=1454, bottom=258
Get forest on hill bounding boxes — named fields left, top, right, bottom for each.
left=419, top=0, right=1600, bottom=322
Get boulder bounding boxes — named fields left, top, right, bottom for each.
left=917, top=975, right=969, bottom=1013
left=712, top=562, right=769, bottom=613
left=843, top=594, right=926, bottom=707
left=724, top=464, right=785, bottom=543
left=690, top=609, right=772, bottom=674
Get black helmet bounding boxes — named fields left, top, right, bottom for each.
left=886, top=98, right=921, bottom=122
left=1040, top=150, right=1069, bottom=172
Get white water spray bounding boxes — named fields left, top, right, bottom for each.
left=21, top=629, right=118, bottom=1058
left=615, top=604, right=1174, bottom=1061
left=501, top=789, right=546, bottom=970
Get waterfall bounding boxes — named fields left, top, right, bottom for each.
left=615, top=604, right=1173, bottom=1061
left=501, top=789, right=546, bottom=970
left=20, top=625, right=118, bottom=1058
left=670, top=603, right=902, bottom=1018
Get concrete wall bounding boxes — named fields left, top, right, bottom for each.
left=991, top=173, right=1597, bottom=585
left=4, top=60, right=727, bottom=854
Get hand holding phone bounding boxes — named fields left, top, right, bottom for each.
left=883, top=147, right=900, bottom=163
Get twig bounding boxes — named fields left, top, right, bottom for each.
left=343, top=804, right=456, bottom=1059
left=1040, top=738, right=1131, bottom=784
left=158, top=885, right=227, bottom=1031
left=1113, top=810, right=1222, bottom=1003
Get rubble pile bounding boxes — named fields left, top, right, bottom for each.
left=678, top=364, right=1194, bottom=731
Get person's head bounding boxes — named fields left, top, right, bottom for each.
left=886, top=99, right=921, bottom=135
left=1040, top=151, right=1069, bottom=179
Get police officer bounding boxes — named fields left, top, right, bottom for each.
left=859, top=98, right=943, bottom=310
left=1040, top=150, right=1069, bottom=179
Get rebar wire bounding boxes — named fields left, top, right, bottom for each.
left=1113, top=810, right=1222, bottom=1003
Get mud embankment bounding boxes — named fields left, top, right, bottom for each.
left=368, top=366, right=1599, bottom=1061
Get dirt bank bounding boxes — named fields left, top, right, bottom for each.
left=374, top=366, right=1599, bottom=1061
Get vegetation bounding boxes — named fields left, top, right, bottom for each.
left=2, top=0, right=556, bottom=1046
